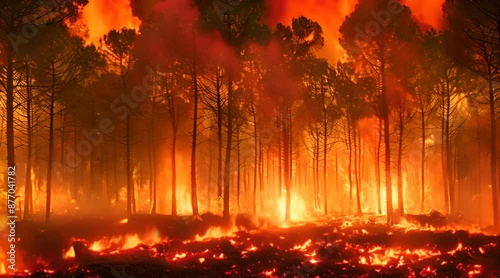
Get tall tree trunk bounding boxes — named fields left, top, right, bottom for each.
left=315, top=136, right=320, bottom=210
left=288, top=106, right=293, bottom=194
left=74, top=124, right=79, bottom=201
left=46, top=63, right=56, bottom=223
left=355, top=126, right=362, bottom=215
left=217, top=70, right=223, bottom=204
left=113, top=132, right=118, bottom=205
left=253, top=108, right=258, bottom=215
left=347, top=120, right=353, bottom=212
left=208, top=141, right=213, bottom=211
left=376, top=117, right=382, bottom=214
left=441, top=88, right=448, bottom=213
left=397, top=114, right=404, bottom=215
left=171, top=129, right=177, bottom=216
left=60, top=112, right=66, bottom=192
left=190, top=56, right=199, bottom=217
left=259, top=129, right=264, bottom=211
left=278, top=117, right=282, bottom=198
left=476, top=109, right=482, bottom=224
left=237, top=125, right=241, bottom=212
left=420, top=108, right=426, bottom=213
left=168, top=74, right=178, bottom=216
left=488, top=67, right=499, bottom=231
left=150, top=111, right=157, bottom=214
left=90, top=97, right=95, bottom=200
left=148, top=137, right=153, bottom=208
left=323, top=120, right=328, bottom=215
left=335, top=153, right=339, bottom=212
left=24, top=65, right=33, bottom=219
left=126, top=111, right=133, bottom=217
left=445, top=76, right=455, bottom=214
left=223, top=74, right=233, bottom=221
left=283, top=102, right=291, bottom=222
left=381, top=56, right=393, bottom=225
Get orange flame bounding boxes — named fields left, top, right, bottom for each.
left=78, top=0, right=141, bottom=44
left=63, top=246, right=75, bottom=259
left=194, top=226, right=237, bottom=241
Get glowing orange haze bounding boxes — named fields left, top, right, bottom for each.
left=267, top=0, right=444, bottom=62
left=79, top=0, right=141, bottom=44
left=79, top=0, right=443, bottom=57
left=402, top=0, right=445, bottom=29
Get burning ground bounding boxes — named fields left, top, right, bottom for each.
left=3, top=213, right=500, bottom=277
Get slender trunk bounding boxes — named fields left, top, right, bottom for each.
left=312, top=144, right=316, bottom=209
left=441, top=88, right=448, bottom=213
left=217, top=70, right=223, bottom=201
left=208, top=142, right=213, bottom=211
left=381, top=56, right=393, bottom=225
left=397, top=112, right=404, bottom=215
left=283, top=102, right=291, bottom=222
left=320, top=76, right=328, bottom=214
left=150, top=98, right=157, bottom=213
left=259, top=129, right=264, bottom=211
left=315, top=136, right=320, bottom=209
left=267, top=149, right=271, bottom=198
left=46, top=63, right=56, bottom=222
left=323, top=123, right=328, bottom=215
left=355, top=126, right=362, bottom=215
left=488, top=67, right=499, bottom=231
left=74, top=124, right=79, bottom=201
left=253, top=107, right=258, bottom=215
left=24, top=65, right=33, bottom=219
left=446, top=77, right=454, bottom=214
left=237, top=125, right=241, bottom=212
left=167, top=74, right=178, bottom=216
left=223, top=73, right=233, bottom=221
left=376, top=117, right=382, bottom=214
left=278, top=118, right=282, bottom=198
left=126, top=110, right=133, bottom=216
left=420, top=108, right=426, bottom=213
left=347, top=120, right=353, bottom=212
left=90, top=97, right=95, bottom=200
left=190, top=54, right=199, bottom=216
left=288, top=106, right=293, bottom=191
left=148, top=137, right=153, bottom=208
left=60, top=112, right=65, bottom=191
left=476, top=109, right=482, bottom=224
left=335, top=153, right=339, bottom=212
left=113, top=132, right=118, bottom=205
left=171, top=130, right=177, bottom=215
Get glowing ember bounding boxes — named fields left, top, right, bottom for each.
left=293, top=239, right=312, bottom=251
left=195, top=227, right=237, bottom=241
left=63, top=246, right=75, bottom=259
left=172, top=252, right=187, bottom=261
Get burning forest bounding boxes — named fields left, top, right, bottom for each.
left=1, top=0, right=500, bottom=277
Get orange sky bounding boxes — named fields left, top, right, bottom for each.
left=78, top=0, right=444, bottom=59
left=79, top=0, right=141, bottom=43
left=403, top=0, right=445, bottom=29
left=266, top=0, right=445, bottom=62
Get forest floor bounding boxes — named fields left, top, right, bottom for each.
left=4, top=212, right=500, bottom=277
